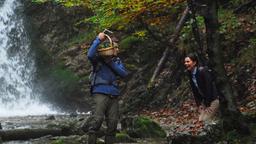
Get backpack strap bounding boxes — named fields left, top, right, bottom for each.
left=90, top=57, right=120, bottom=88
left=98, top=57, right=121, bottom=77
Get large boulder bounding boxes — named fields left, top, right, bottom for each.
left=121, top=116, right=167, bottom=138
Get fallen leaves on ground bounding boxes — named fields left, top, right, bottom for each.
left=140, top=96, right=256, bottom=137
left=140, top=99, right=204, bottom=136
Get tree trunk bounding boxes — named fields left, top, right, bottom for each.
left=203, top=0, right=249, bottom=133
left=148, top=6, right=190, bottom=89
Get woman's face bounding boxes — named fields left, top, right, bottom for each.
left=184, top=57, right=197, bottom=71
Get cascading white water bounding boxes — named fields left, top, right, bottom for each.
left=0, top=0, right=57, bottom=116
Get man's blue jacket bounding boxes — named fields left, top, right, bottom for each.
left=87, top=37, right=128, bottom=96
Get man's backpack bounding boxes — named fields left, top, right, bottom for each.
left=88, top=57, right=121, bottom=94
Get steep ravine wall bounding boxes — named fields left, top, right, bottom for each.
left=22, top=1, right=187, bottom=113
left=23, top=1, right=256, bottom=114
left=23, top=0, right=94, bottom=112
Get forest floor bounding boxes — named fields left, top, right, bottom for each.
left=0, top=96, right=255, bottom=144
left=140, top=95, right=256, bottom=143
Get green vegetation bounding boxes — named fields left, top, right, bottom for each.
left=32, top=0, right=47, bottom=3
left=67, top=33, right=88, bottom=47
left=219, top=9, right=241, bottom=35
left=116, top=132, right=128, bottom=139
left=51, top=139, right=64, bottom=144
left=119, top=36, right=142, bottom=50
left=239, top=38, right=256, bottom=65
left=181, top=15, right=205, bottom=39
left=51, top=64, right=79, bottom=81
left=83, top=0, right=185, bottom=31
left=32, top=0, right=86, bottom=6
left=40, top=62, right=82, bottom=106
left=32, top=0, right=186, bottom=33
left=115, top=131, right=135, bottom=143
left=50, top=64, right=80, bottom=89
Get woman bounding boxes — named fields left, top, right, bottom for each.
left=184, top=53, right=219, bottom=122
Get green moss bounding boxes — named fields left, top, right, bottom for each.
left=31, top=0, right=61, bottom=3
left=44, top=63, right=82, bottom=102
left=31, top=0, right=48, bottom=3
left=51, top=66, right=79, bottom=83
left=51, top=139, right=64, bottom=144
left=133, top=116, right=166, bottom=138
left=116, top=131, right=136, bottom=143
left=116, top=131, right=131, bottom=141
left=116, top=132, right=128, bottom=138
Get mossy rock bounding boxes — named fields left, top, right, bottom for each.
left=121, top=116, right=166, bottom=138
left=115, top=132, right=136, bottom=143
left=51, top=139, right=65, bottom=144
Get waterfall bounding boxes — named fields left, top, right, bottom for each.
left=0, top=0, right=57, bottom=116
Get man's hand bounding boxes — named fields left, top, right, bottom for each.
left=98, top=32, right=106, bottom=41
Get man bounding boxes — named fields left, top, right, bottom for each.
left=184, top=53, right=219, bottom=122
left=87, top=32, right=128, bottom=144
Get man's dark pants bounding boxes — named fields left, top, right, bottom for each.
left=88, top=93, right=119, bottom=144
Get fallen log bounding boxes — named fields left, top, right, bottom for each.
left=0, top=128, right=67, bottom=141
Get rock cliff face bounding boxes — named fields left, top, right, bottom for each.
left=23, top=1, right=175, bottom=113
left=23, top=1, right=94, bottom=112
left=23, top=1, right=256, bottom=114
left=24, top=1, right=91, bottom=54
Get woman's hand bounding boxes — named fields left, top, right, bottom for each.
left=198, top=105, right=205, bottom=113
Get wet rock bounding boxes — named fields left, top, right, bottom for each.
left=246, top=101, right=256, bottom=109
left=115, top=132, right=137, bottom=143
left=121, top=116, right=166, bottom=138
left=70, top=112, right=78, bottom=118
left=45, top=115, right=55, bottom=120
left=167, top=120, right=222, bottom=144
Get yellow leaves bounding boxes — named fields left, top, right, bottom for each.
left=134, top=30, right=147, bottom=37
left=57, top=0, right=186, bottom=32
left=146, top=16, right=171, bottom=26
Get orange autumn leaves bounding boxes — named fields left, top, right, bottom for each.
left=86, top=0, right=186, bottom=29
left=140, top=99, right=204, bottom=135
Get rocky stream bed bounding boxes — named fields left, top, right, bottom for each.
left=1, top=98, right=256, bottom=144
left=0, top=114, right=167, bottom=144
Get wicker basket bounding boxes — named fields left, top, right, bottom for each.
left=97, top=34, right=116, bottom=56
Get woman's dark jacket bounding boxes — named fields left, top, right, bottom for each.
left=188, top=67, right=218, bottom=107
